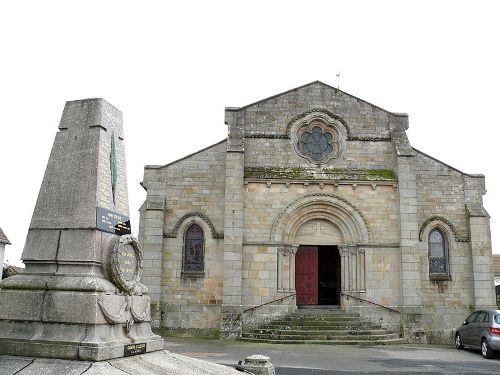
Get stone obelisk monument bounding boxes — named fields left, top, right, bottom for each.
left=0, top=99, right=163, bottom=361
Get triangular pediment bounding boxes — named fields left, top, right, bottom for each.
left=231, top=80, right=393, bottom=114
left=225, top=81, right=406, bottom=141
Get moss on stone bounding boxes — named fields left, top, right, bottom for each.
left=244, top=167, right=397, bottom=181
left=244, top=167, right=314, bottom=180
left=322, top=168, right=397, bottom=181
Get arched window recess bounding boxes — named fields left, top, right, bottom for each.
left=428, top=228, right=451, bottom=280
left=182, top=223, right=205, bottom=276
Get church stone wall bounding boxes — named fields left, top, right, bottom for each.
left=245, top=139, right=396, bottom=171
left=241, top=182, right=401, bottom=308
left=413, top=150, right=488, bottom=343
left=415, top=151, right=469, bottom=239
left=140, top=141, right=227, bottom=335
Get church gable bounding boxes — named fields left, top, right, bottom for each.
left=227, top=82, right=401, bottom=173
left=228, top=81, right=400, bottom=139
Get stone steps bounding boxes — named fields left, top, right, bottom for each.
left=241, top=308, right=404, bottom=345
left=244, top=328, right=391, bottom=336
left=265, top=320, right=374, bottom=327
left=242, top=332, right=400, bottom=341
left=257, top=324, right=377, bottom=330
left=240, top=337, right=407, bottom=345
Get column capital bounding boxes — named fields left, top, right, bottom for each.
left=285, top=245, right=298, bottom=255
left=338, top=245, right=356, bottom=256
left=338, top=246, right=348, bottom=257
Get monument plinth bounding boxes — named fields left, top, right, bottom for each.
left=0, top=98, right=163, bottom=361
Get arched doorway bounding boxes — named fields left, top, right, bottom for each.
left=271, top=194, right=371, bottom=307
left=294, top=219, right=343, bottom=306
left=296, top=245, right=341, bottom=305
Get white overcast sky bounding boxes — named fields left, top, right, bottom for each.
left=1, top=1, right=499, bottom=266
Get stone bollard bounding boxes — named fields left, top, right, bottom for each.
left=237, top=355, right=275, bottom=375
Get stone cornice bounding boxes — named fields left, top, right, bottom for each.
left=244, top=133, right=391, bottom=142
left=244, top=167, right=397, bottom=182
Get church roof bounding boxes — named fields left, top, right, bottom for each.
left=0, top=227, right=10, bottom=244
left=226, top=80, right=402, bottom=116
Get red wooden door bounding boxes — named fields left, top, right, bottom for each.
left=295, top=246, right=318, bottom=305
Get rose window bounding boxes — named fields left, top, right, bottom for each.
left=294, top=119, right=341, bottom=164
left=298, top=126, right=335, bottom=161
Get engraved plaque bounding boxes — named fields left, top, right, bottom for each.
left=96, top=206, right=131, bottom=235
left=119, top=244, right=137, bottom=282
left=108, top=234, right=143, bottom=294
left=124, top=343, right=146, bottom=356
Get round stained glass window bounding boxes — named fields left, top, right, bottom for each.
left=299, top=126, right=335, bottom=161
left=295, top=119, right=341, bottom=164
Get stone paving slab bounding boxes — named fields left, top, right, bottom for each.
left=0, top=350, right=240, bottom=375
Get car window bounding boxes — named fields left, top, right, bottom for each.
left=482, top=313, right=490, bottom=323
left=466, top=312, right=479, bottom=323
left=495, top=315, right=500, bottom=324
left=474, top=312, right=487, bottom=323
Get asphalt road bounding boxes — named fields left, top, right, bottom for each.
left=164, top=337, right=500, bottom=374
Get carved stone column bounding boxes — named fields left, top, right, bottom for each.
left=358, top=247, right=366, bottom=292
left=339, top=246, right=349, bottom=292
left=349, top=246, right=358, bottom=291
left=288, top=246, right=298, bottom=291
left=339, top=245, right=366, bottom=294
left=277, top=247, right=284, bottom=291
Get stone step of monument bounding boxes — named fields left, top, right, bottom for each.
left=240, top=337, right=407, bottom=345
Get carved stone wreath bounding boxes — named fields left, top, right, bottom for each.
left=108, top=234, right=143, bottom=294
left=291, top=112, right=345, bottom=165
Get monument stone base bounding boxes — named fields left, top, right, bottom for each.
left=0, top=350, right=241, bottom=375
left=0, top=321, right=164, bottom=361
left=0, top=271, right=163, bottom=361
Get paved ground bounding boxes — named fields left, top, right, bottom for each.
left=164, top=337, right=500, bottom=374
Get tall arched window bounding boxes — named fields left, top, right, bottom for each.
left=183, top=224, right=204, bottom=272
left=428, top=228, right=448, bottom=275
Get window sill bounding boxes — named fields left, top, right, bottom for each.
left=181, top=271, right=205, bottom=278
left=429, top=274, right=452, bottom=281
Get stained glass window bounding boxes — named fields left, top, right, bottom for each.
left=184, top=224, right=204, bottom=272
left=429, top=228, right=447, bottom=274
left=298, top=126, right=335, bottom=162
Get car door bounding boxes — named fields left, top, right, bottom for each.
left=469, top=311, right=488, bottom=349
left=460, top=312, right=479, bottom=346
left=475, top=311, right=490, bottom=348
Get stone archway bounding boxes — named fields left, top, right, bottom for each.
left=273, top=194, right=370, bottom=302
left=294, top=219, right=343, bottom=245
left=271, top=193, right=370, bottom=245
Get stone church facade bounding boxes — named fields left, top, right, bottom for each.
left=139, top=81, right=495, bottom=343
